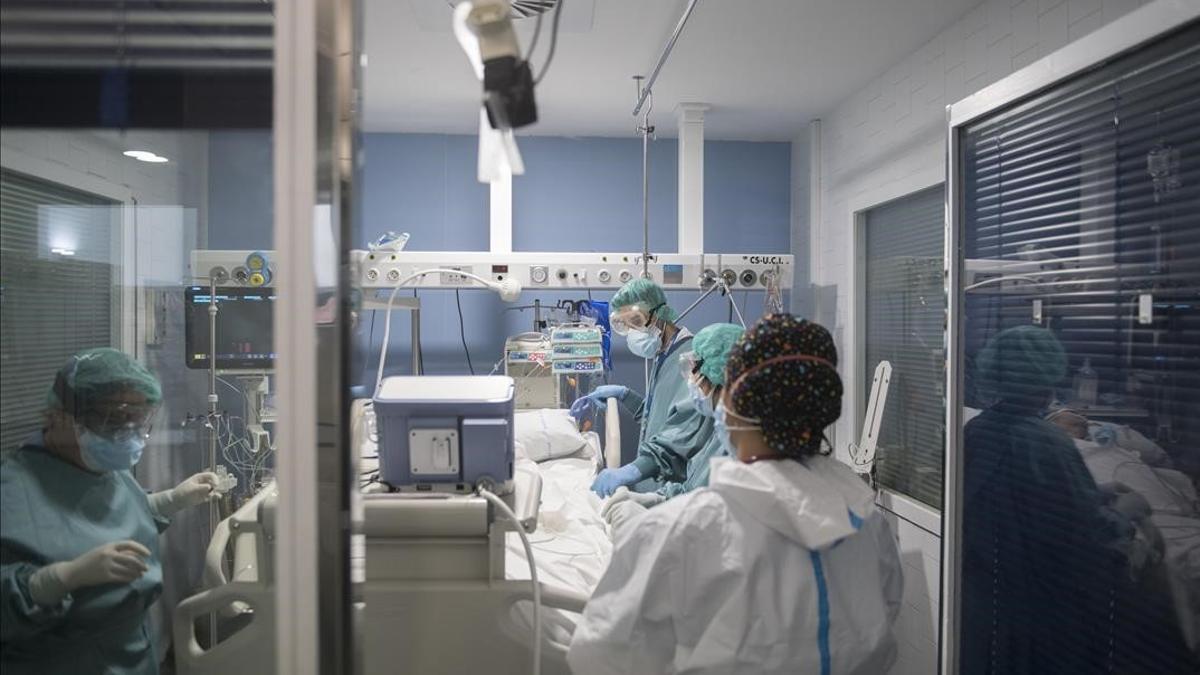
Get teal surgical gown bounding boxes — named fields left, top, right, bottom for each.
left=1, top=438, right=167, bottom=675
left=657, top=433, right=727, bottom=500
left=623, top=330, right=715, bottom=487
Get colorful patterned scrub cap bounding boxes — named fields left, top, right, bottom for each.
left=724, top=314, right=843, bottom=458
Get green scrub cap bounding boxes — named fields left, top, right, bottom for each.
left=975, top=325, right=1067, bottom=401
left=692, top=323, right=744, bottom=386
left=47, top=348, right=163, bottom=415
left=610, top=278, right=677, bottom=323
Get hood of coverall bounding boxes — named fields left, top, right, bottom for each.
left=708, top=454, right=877, bottom=551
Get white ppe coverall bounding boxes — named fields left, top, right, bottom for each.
left=568, top=455, right=904, bottom=675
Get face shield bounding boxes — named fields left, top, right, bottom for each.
left=76, top=399, right=159, bottom=442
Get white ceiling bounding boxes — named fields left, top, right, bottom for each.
left=363, top=0, right=979, bottom=141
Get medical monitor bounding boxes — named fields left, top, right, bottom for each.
left=185, top=286, right=275, bottom=370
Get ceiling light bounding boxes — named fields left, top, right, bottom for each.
left=51, top=247, right=76, bottom=256
left=123, top=150, right=170, bottom=163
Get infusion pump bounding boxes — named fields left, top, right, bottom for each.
left=191, top=250, right=793, bottom=292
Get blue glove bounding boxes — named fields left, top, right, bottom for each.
left=591, top=463, right=643, bottom=497
left=569, top=385, right=630, bottom=423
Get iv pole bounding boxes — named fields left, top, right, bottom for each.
left=205, top=271, right=222, bottom=647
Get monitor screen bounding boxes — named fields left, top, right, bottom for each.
left=185, top=286, right=275, bottom=369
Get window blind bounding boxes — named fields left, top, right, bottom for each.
left=961, top=23, right=1199, bottom=452
left=0, top=0, right=273, bottom=70
left=863, top=185, right=946, bottom=508
left=0, top=168, right=118, bottom=453
left=957, top=20, right=1200, bottom=674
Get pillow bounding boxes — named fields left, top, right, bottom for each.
left=515, top=408, right=587, bottom=462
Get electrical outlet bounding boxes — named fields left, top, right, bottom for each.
left=439, top=266, right=472, bottom=286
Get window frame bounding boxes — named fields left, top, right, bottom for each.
left=849, top=169, right=944, bottom=524
left=0, top=141, right=139, bottom=355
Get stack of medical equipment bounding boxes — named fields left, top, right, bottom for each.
left=506, top=333, right=557, bottom=409
left=550, top=325, right=604, bottom=376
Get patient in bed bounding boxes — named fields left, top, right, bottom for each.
left=1048, top=408, right=1200, bottom=652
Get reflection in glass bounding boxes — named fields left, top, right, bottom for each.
left=956, top=23, right=1200, bottom=675
left=1, top=3, right=276, bottom=671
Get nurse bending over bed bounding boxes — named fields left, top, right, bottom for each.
left=600, top=323, right=744, bottom=536
left=570, top=279, right=713, bottom=498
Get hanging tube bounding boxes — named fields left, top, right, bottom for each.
left=632, top=0, right=702, bottom=117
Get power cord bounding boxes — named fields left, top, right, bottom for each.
left=456, top=289, right=476, bottom=375
left=476, top=487, right=542, bottom=675
left=375, top=286, right=402, bottom=394
left=534, top=0, right=565, bottom=85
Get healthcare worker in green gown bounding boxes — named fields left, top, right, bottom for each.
left=570, top=279, right=714, bottom=497
left=1, top=348, right=220, bottom=675
left=601, top=323, right=744, bottom=535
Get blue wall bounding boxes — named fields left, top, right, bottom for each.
left=207, top=130, right=272, bottom=250
left=208, top=131, right=793, bottom=460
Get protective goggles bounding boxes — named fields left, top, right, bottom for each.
left=610, top=302, right=665, bottom=336
left=77, top=402, right=159, bottom=441
left=678, top=351, right=703, bottom=382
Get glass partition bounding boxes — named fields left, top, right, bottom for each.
left=954, top=21, right=1200, bottom=674
left=0, top=3, right=282, bottom=673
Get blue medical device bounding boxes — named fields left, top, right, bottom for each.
left=374, top=376, right=515, bottom=494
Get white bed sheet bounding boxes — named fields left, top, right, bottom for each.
left=504, top=432, right=612, bottom=649
left=505, top=431, right=612, bottom=594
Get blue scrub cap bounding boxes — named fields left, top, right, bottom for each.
left=975, top=325, right=1067, bottom=402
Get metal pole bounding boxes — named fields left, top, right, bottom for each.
left=632, top=0, right=702, bottom=117
left=641, top=124, right=650, bottom=279
left=674, top=279, right=724, bottom=323
left=411, top=304, right=422, bottom=375
left=206, top=277, right=219, bottom=647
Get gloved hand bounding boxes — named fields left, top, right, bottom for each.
left=601, top=487, right=665, bottom=520
left=149, top=472, right=220, bottom=517
left=174, top=472, right=221, bottom=507
left=29, top=540, right=151, bottom=606
left=591, top=463, right=643, bottom=498
left=569, top=385, right=630, bottom=423
left=605, top=500, right=650, bottom=539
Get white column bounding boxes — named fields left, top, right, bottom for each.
left=489, top=170, right=513, bottom=253
left=274, top=0, right=320, bottom=672
left=808, top=118, right=822, bottom=283
left=676, top=103, right=709, bottom=255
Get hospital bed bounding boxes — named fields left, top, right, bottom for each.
left=173, top=400, right=621, bottom=675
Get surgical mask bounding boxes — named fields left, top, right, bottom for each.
left=688, top=379, right=715, bottom=417
left=713, top=403, right=736, bottom=455
left=713, top=402, right=759, bottom=456
left=626, top=327, right=662, bottom=359
left=77, top=427, right=145, bottom=472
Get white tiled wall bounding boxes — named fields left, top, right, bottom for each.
left=807, top=1, right=1152, bottom=673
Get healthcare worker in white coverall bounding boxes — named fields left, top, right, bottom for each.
left=568, top=314, right=904, bottom=675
